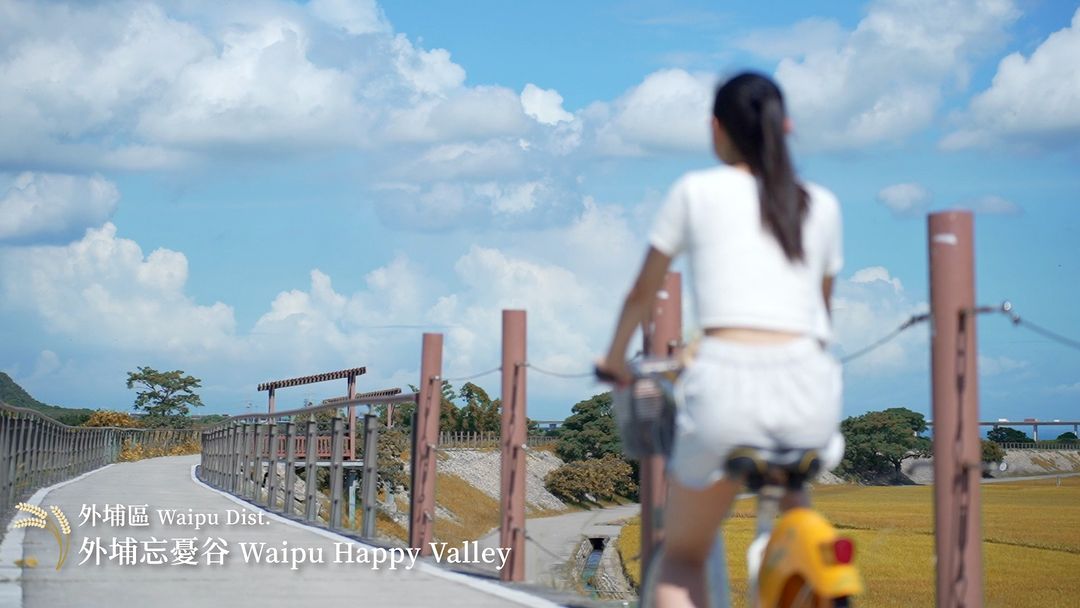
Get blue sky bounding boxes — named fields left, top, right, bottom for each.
left=1, top=0, right=1078, bottom=426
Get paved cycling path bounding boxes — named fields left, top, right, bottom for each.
left=476, top=503, right=641, bottom=589
left=7, top=455, right=558, bottom=608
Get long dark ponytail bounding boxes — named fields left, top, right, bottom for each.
left=712, top=72, right=808, bottom=262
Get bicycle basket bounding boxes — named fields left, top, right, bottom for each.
left=612, top=359, right=680, bottom=459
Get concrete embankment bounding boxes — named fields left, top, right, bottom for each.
left=902, top=448, right=1080, bottom=484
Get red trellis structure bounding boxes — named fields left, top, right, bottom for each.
left=257, top=367, right=370, bottom=460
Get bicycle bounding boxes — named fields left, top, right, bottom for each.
left=596, top=357, right=863, bottom=607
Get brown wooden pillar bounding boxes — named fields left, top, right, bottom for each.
left=347, top=373, right=357, bottom=459
left=499, top=310, right=527, bottom=582
left=929, top=211, right=983, bottom=608
left=410, top=333, right=443, bottom=554
left=640, top=272, right=682, bottom=580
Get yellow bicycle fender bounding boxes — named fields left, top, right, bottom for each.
left=757, top=508, right=864, bottom=603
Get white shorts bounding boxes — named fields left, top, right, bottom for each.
left=668, top=336, right=845, bottom=489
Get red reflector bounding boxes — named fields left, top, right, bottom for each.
left=833, top=538, right=855, bottom=564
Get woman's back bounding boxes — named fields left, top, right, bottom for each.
left=649, top=165, right=843, bottom=342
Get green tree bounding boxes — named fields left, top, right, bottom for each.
left=543, top=454, right=636, bottom=504
left=387, top=381, right=456, bottom=431
left=125, top=367, right=204, bottom=427
left=1056, top=431, right=1078, bottom=443
left=555, top=392, right=621, bottom=462
left=986, top=426, right=1032, bottom=444
left=981, top=439, right=1006, bottom=464
left=839, top=407, right=931, bottom=482
left=456, top=382, right=501, bottom=433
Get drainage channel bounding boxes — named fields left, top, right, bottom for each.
left=579, top=537, right=606, bottom=597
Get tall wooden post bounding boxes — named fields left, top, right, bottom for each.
left=361, top=414, right=379, bottom=538
left=347, top=373, right=357, bottom=459
left=640, top=272, right=682, bottom=580
left=929, top=211, right=983, bottom=608
left=500, top=310, right=527, bottom=582
left=410, top=333, right=443, bottom=554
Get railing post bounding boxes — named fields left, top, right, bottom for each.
left=329, top=416, right=345, bottom=529
left=0, top=412, right=11, bottom=512
left=16, top=415, right=29, bottom=500
left=29, top=418, right=42, bottom=490
left=347, top=374, right=357, bottom=460
left=204, top=428, right=213, bottom=485
left=9, top=415, right=22, bottom=504
left=267, top=422, right=280, bottom=510
left=640, top=271, right=682, bottom=580
left=254, top=420, right=266, bottom=503
left=929, top=211, right=983, bottom=608
left=361, top=414, right=379, bottom=538
left=410, top=333, right=443, bottom=554
left=500, top=309, right=527, bottom=582
left=43, top=423, right=51, bottom=486
left=230, top=423, right=242, bottom=494
left=304, top=417, right=319, bottom=522
left=284, top=421, right=297, bottom=516
left=243, top=422, right=255, bottom=499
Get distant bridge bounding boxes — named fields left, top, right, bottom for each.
left=926, top=419, right=1080, bottom=441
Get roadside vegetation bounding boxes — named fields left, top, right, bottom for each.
left=543, top=392, right=639, bottom=505
left=618, top=476, right=1080, bottom=606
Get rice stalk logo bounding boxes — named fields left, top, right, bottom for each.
left=10, top=502, right=72, bottom=570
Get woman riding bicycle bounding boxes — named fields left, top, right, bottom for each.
left=598, top=71, right=845, bottom=608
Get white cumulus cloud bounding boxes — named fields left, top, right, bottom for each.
left=0, top=173, right=119, bottom=244
left=766, top=0, right=1019, bottom=151
left=0, top=223, right=237, bottom=357
left=877, top=183, right=932, bottom=217
left=832, top=265, right=927, bottom=373
left=590, top=69, right=715, bottom=155
left=943, top=7, right=1080, bottom=149
left=521, top=84, right=574, bottom=125
left=309, top=0, right=390, bottom=36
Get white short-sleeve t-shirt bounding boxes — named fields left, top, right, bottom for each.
left=648, top=165, right=843, bottom=342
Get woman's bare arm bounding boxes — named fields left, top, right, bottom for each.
left=601, top=246, right=673, bottom=382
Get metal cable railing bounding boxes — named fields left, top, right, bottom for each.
left=0, top=402, right=200, bottom=534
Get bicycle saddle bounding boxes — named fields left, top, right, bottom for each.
left=724, top=446, right=822, bottom=491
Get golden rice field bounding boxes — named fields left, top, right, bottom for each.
left=618, top=476, right=1080, bottom=607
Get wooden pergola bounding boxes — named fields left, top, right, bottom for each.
left=257, top=367, right=367, bottom=459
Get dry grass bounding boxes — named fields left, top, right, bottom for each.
left=117, top=438, right=200, bottom=461
left=1029, top=455, right=1057, bottom=470
left=347, top=508, right=410, bottom=544
left=529, top=504, right=580, bottom=518
left=432, top=472, right=502, bottom=545
left=618, top=477, right=1080, bottom=606
left=617, top=519, right=643, bottom=587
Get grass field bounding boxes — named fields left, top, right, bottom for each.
left=618, top=476, right=1080, bottom=607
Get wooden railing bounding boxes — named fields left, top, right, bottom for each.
left=437, top=431, right=558, bottom=449
left=197, top=393, right=418, bottom=538
left=999, top=442, right=1080, bottom=450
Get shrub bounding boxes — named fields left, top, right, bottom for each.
left=981, top=439, right=1007, bottom=464
left=83, top=410, right=142, bottom=428
left=544, top=454, right=636, bottom=503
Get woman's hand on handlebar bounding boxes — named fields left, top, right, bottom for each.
left=594, top=356, right=633, bottom=387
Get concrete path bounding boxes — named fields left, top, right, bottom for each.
left=476, top=504, right=641, bottom=590
left=12, top=455, right=556, bottom=608
left=982, top=471, right=1080, bottom=484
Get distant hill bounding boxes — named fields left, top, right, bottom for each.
left=0, top=372, right=97, bottom=426
left=1, top=372, right=235, bottom=428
